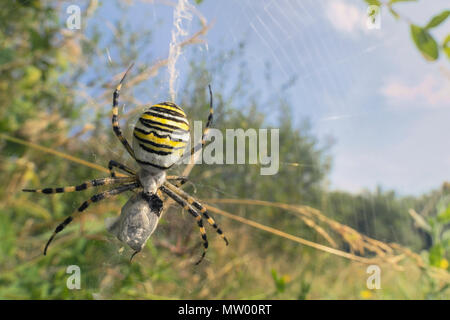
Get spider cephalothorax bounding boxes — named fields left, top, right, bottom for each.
left=23, top=64, right=228, bottom=264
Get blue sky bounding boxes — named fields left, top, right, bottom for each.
left=79, top=0, right=449, bottom=196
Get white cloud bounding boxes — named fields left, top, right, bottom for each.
left=381, top=74, right=450, bottom=108
left=325, top=0, right=371, bottom=35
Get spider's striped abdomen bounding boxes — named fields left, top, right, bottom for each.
left=133, top=102, right=190, bottom=171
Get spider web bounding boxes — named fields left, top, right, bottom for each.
left=70, top=0, right=448, bottom=261
left=188, top=0, right=398, bottom=195
left=205, top=0, right=450, bottom=197
left=88, top=0, right=445, bottom=196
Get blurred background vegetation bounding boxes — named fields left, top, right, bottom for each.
left=0, top=0, right=449, bottom=299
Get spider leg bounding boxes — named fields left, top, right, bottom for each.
left=166, top=175, right=189, bottom=187
left=181, top=85, right=214, bottom=163
left=23, top=176, right=136, bottom=194
left=164, top=181, right=228, bottom=246
left=159, top=185, right=208, bottom=265
left=130, top=250, right=140, bottom=262
left=112, top=63, right=136, bottom=159
left=108, top=160, right=136, bottom=178
left=43, top=182, right=139, bottom=255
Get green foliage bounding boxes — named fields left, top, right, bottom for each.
left=361, top=0, right=449, bottom=61
left=425, top=10, right=450, bottom=29
left=388, top=0, right=417, bottom=4
left=271, top=269, right=288, bottom=293
left=410, top=25, right=440, bottom=61
left=428, top=244, right=444, bottom=267
left=409, top=10, right=449, bottom=61
left=296, top=281, right=311, bottom=300
left=270, top=269, right=311, bottom=299
left=407, top=186, right=450, bottom=298
left=324, top=188, right=423, bottom=249
left=0, top=1, right=79, bottom=135
left=443, top=35, right=450, bottom=59
left=364, top=0, right=382, bottom=6
left=375, top=0, right=450, bottom=62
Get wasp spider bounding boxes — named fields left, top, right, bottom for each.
left=23, top=64, right=228, bottom=264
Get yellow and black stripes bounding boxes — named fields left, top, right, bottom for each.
left=133, top=102, right=190, bottom=170
left=139, top=115, right=189, bottom=133
left=149, top=106, right=186, bottom=119
left=152, top=102, right=187, bottom=117
left=112, top=64, right=136, bottom=159
left=137, top=119, right=184, bottom=134
left=164, top=181, right=228, bottom=246
left=138, top=143, right=175, bottom=156
left=135, top=158, right=174, bottom=170
left=134, top=132, right=186, bottom=151
left=22, top=176, right=135, bottom=194
left=160, top=185, right=208, bottom=265
left=166, top=175, right=189, bottom=187
left=134, top=127, right=187, bottom=143
left=43, top=182, right=139, bottom=255
left=143, top=111, right=189, bottom=127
